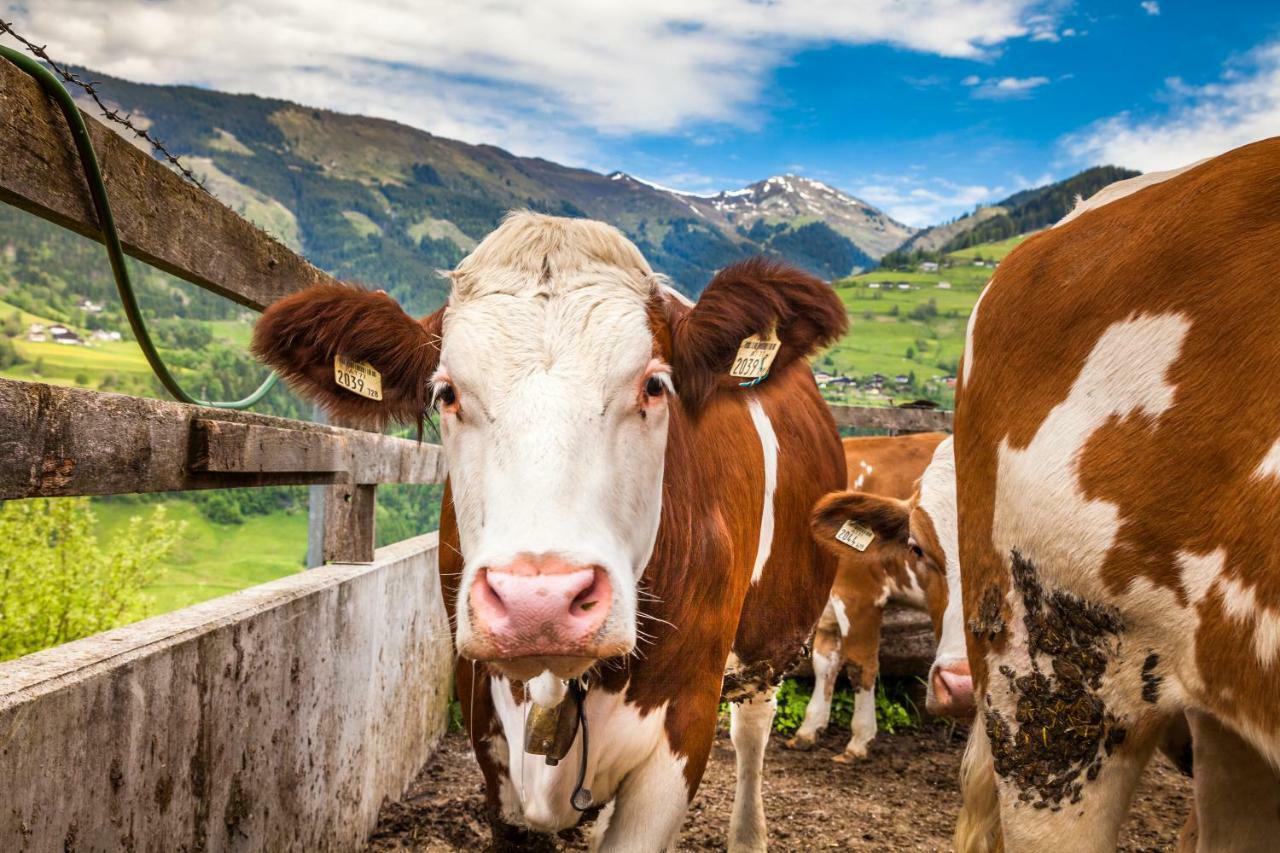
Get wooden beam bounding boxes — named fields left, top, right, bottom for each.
left=0, top=56, right=337, bottom=310
left=0, top=378, right=445, bottom=499
left=189, top=419, right=442, bottom=484
left=827, top=404, right=953, bottom=433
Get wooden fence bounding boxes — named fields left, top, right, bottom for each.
left=0, top=52, right=950, bottom=851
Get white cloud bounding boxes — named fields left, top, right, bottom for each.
left=1064, top=40, right=1280, bottom=171
left=962, top=74, right=983, bottom=86
left=4, top=0, right=1054, bottom=165
left=968, top=75, right=1051, bottom=100
left=1140, top=1, right=1161, bottom=16
left=855, top=177, right=999, bottom=228
left=855, top=169, right=1059, bottom=227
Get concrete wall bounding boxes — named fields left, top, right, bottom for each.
left=0, top=533, right=452, bottom=853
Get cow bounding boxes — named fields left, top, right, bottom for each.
left=252, top=212, right=848, bottom=851
left=952, top=138, right=1280, bottom=853
left=786, top=432, right=975, bottom=760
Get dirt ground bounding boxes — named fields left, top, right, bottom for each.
left=368, top=722, right=1193, bottom=851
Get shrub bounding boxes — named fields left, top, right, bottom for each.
left=0, top=498, right=182, bottom=661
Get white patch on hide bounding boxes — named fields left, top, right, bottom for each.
left=992, top=313, right=1191, bottom=599
left=1218, top=576, right=1280, bottom=668
left=961, top=280, right=993, bottom=389
left=921, top=438, right=966, bottom=666
left=831, top=595, right=851, bottom=638
left=747, top=397, right=779, bottom=585
left=1252, top=438, right=1280, bottom=482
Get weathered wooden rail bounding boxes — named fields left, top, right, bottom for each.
left=0, top=51, right=952, bottom=852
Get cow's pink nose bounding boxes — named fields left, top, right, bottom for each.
left=927, top=660, right=974, bottom=717
left=468, top=555, right=612, bottom=659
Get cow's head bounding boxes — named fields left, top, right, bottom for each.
left=810, top=437, right=972, bottom=717
left=254, top=213, right=845, bottom=680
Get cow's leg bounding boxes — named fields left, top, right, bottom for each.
left=455, top=660, right=547, bottom=849
left=834, top=598, right=883, bottom=763
left=787, top=599, right=840, bottom=750
left=591, top=733, right=695, bottom=853
left=729, top=686, right=777, bottom=852
left=1186, top=711, right=1280, bottom=851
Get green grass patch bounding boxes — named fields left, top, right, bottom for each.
left=945, top=232, right=1032, bottom=261
left=817, top=235, right=1028, bottom=402
left=92, top=499, right=308, bottom=613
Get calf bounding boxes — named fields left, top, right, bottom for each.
left=953, top=139, right=1280, bottom=852
left=254, top=213, right=847, bottom=851
left=790, top=434, right=973, bottom=760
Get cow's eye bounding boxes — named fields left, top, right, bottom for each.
left=435, top=383, right=457, bottom=408
left=909, top=539, right=925, bottom=559
left=645, top=375, right=666, bottom=398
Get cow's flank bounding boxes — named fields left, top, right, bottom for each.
left=955, top=139, right=1280, bottom=852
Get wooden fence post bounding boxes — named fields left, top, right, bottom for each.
left=309, top=408, right=377, bottom=564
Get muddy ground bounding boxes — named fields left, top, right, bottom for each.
left=368, top=722, right=1192, bottom=851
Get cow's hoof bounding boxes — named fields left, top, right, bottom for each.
left=833, top=747, right=868, bottom=763
left=785, top=733, right=816, bottom=751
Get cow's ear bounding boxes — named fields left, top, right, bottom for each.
left=811, top=490, right=910, bottom=558
left=252, top=284, right=444, bottom=429
left=669, top=257, right=847, bottom=412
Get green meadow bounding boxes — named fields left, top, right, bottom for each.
left=92, top=499, right=309, bottom=614
left=818, top=233, right=1032, bottom=404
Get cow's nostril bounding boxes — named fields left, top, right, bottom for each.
left=473, top=568, right=508, bottom=617
left=569, top=568, right=607, bottom=617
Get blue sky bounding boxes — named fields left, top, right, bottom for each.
left=608, top=1, right=1280, bottom=223
left=7, top=1, right=1280, bottom=225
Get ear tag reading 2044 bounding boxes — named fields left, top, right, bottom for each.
left=729, top=326, right=781, bottom=385
left=334, top=354, right=383, bottom=401
left=835, top=520, right=875, bottom=552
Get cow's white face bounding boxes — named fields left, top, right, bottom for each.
left=438, top=253, right=674, bottom=679
left=252, top=213, right=848, bottom=683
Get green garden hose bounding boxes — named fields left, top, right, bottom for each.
left=1, top=45, right=278, bottom=409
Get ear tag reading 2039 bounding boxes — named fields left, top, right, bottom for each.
left=730, top=326, right=781, bottom=386
left=835, top=520, right=875, bottom=552
left=334, top=354, right=383, bottom=401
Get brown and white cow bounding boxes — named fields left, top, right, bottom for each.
left=953, top=139, right=1280, bottom=852
left=253, top=213, right=847, bottom=850
left=790, top=433, right=973, bottom=760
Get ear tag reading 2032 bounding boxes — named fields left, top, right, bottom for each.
left=730, top=326, right=781, bottom=385
left=835, top=519, right=875, bottom=551
left=334, top=354, right=383, bottom=401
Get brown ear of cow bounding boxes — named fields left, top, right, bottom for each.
left=251, top=284, right=444, bottom=429
left=671, top=257, right=848, bottom=412
left=811, top=490, right=911, bottom=558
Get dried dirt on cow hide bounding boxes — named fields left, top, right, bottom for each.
left=367, top=724, right=1192, bottom=851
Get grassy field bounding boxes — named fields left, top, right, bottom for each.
left=818, top=233, right=1033, bottom=403
left=0, top=301, right=257, bottom=394
left=92, top=498, right=308, bottom=613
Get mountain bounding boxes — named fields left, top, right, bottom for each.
left=51, top=68, right=908, bottom=313
left=891, top=165, right=1141, bottom=263
left=694, top=174, right=914, bottom=260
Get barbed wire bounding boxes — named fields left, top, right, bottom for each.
left=0, top=19, right=209, bottom=194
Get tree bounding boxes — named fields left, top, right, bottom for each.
left=2, top=311, right=22, bottom=338
left=905, top=347, right=915, bottom=360
left=0, top=337, right=21, bottom=369
left=0, top=498, right=182, bottom=661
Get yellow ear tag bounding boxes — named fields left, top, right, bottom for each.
left=835, top=520, right=875, bottom=551
left=334, top=354, right=383, bottom=400
left=729, top=326, right=781, bottom=380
